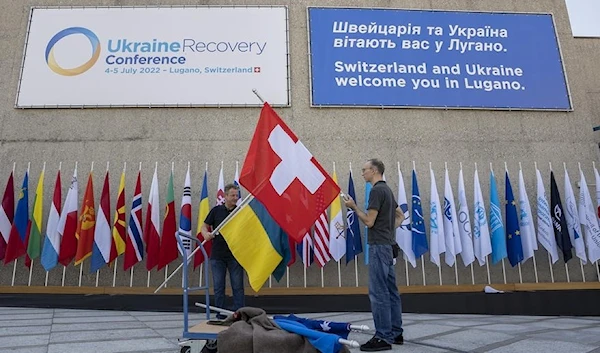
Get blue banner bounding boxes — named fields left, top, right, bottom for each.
left=308, top=8, right=571, bottom=110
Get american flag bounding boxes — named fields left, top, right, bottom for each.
left=313, top=211, right=331, bottom=267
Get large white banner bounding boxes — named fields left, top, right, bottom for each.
left=16, top=6, right=290, bottom=108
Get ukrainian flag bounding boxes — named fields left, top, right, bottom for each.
left=219, top=198, right=290, bottom=292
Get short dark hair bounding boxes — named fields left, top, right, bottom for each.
left=368, top=159, right=385, bottom=175
left=224, top=183, right=239, bottom=194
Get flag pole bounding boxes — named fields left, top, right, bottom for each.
left=113, top=161, right=126, bottom=288
left=95, top=161, right=109, bottom=288
left=462, top=162, right=475, bottom=285
left=45, top=161, right=61, bottom=287
left=415, top=161, right=426, bottom=286
left=448, top=162, right=459, bottom=286
left=432, top=162, right=442, bottom=285
left=399, top=162, right=410, bottom=286
left=130, top=162, right=141, bottom=288
left=492, top=162, right=508, bottom=284
left=80, top=161, right=93, bottom=288
left=476, top=163, right=492, bottom=285
left=252, top=89, right=265, bottom=103
left=199, top=161, right=208, bottom=287
left=350, top=162, right=359, bottom=287
left=523, top=162, right=539, bottom=283
left=537, top=161, right=555, bottom=283
left=507, top=162, right=524, bottom=284
left=551, top=161, right=570, bottom=282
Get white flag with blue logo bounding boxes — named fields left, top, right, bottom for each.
left=518, top=169, right=537, bottom=262
left=564, top=167, right=587, bottom=263
left=457, top=168, right=475, bottom=266
left=395, top=165, right=415, bottom=268
left=473, top=168, right=492, bottom=266
left=535, top=167, right=559, bottom=264
left=429, top=166, right=445, bottom=267
left=443, top=167, right=461, bottom=266
left=578, top=168, right=600, bottom=263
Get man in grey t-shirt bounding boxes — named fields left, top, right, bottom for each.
left=343, top=159, right=405, bottom=352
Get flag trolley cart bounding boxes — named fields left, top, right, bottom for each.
left=172, top=233, right=367, bottom=353
left=176, top=234, right=223, bottom=353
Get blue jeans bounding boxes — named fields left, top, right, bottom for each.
left=368, top=244, right=403, bottom=344
left=210, top=257, right=245, bottom=312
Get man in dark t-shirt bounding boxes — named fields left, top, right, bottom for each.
left=343, top=159, right=405, bottom=352
left=201, top=183, right=245, bottom=319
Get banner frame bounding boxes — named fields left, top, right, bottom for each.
left=14, top=5, right=292, bottom=109
left=306, top=6, right=574, bottom=112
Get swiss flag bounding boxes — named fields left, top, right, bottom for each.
left=239, top=102, right=340, bottom=244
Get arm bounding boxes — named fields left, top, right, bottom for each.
left=201, top=208, right=216, bottom=241
left=343, top=195, right=378, bottom=228
left=394, top=207, right=405, bottom=229
left=201, top=223, right=214, bottom=241
left=352, top=207, right=378, bottom=228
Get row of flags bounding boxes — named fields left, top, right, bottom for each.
left=1, top=159, right=599, bottom=276
left=1, top=103, right=600, bottom=291
left=0, top=161, right=233, bottom=274
left=394, top=163, right=600, bottom=270
left=0, top=158, right=364, bottom=277
left=1, top=158, right=599, bottom=278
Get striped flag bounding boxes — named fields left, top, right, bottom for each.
left=90, top=170, right=111, bottom=273
left=144, top=165, right=160, bottom=271
left=297, top=231, right=314, bottom=267
left=58, top=166, right=78, bottom=266
left=110, top=168, right=127, bottom=264
left=74, top=171, right=96, bottom=266
left=26, top=167, right=45, bottom=266
left=4, top=170, right=29, bottom=264
left=313, top=210, right=331, bottom=267
left=0, top=172, right=14, bottom=261
left=178, top=165, right=192, bottom=259
left=194, top=170, right=212, bottom=269
left=216, top=164, right=225, bottom=206
left=41, top=169, right=62, bottom=271
left=124, top=171, right=143, bottom=271
left=158, top=168, right=178, bottom=270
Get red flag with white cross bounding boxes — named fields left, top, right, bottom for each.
left=239, top=102, right=340, bottom=244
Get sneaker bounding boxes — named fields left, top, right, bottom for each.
left=393, top=334, right=404, bottom=345
left=360, top=336, right=392, bottom=352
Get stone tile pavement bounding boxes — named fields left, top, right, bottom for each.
left=1, top=307, right=600, bottom=352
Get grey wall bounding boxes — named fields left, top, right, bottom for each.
left=1, top=0, right=599, bottom=292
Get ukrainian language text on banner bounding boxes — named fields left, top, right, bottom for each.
left=16, top=6, right=289, bottom=108
left=308, top=7, right=571, bottom=110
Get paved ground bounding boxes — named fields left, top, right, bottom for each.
left=1, top=306, right=600, bottom=352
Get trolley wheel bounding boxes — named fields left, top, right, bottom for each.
left=180, top=346, right=191, bottom=353
left=201, top=339, right=218, bottom=353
